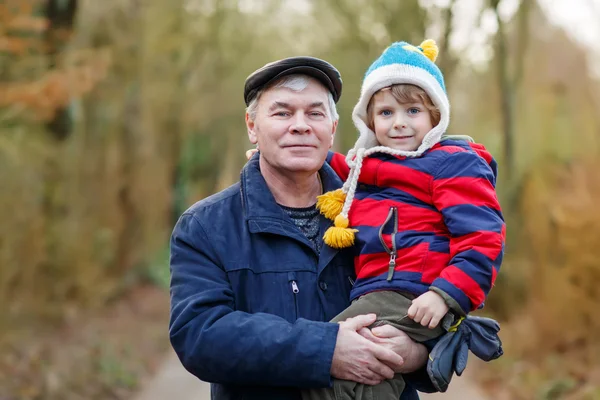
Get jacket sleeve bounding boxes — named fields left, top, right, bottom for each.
left=169, top=212, right=339, bottom=388
left=326, top=151, right=351, bottom=181
left=429, top=151, right=505, bottom=315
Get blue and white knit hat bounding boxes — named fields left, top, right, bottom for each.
left=349, top=39, right=450, bottom=160
left=318, top=40, right=451, bottom=249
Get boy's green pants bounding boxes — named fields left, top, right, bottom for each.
left=302, top=290, right=448, bottom=400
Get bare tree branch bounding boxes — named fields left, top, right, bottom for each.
left=490, top=0, right=515, bottom=179
left=514, top=0, right=532, bottom=86
left=437, top=0, right=458, bottom=80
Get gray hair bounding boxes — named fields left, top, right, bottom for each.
left=246, top=74, right=339, bottom=122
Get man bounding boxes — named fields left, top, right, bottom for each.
left=169, top=57, right=434, bottom=400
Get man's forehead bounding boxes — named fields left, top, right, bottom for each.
left=261, top=83, right=330, bottom=106
left=267, top=100, right=327, bottom=110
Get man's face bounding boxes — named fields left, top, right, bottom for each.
left=246, top=79, right=337, bottom=176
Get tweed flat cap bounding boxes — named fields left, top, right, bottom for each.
left=243, top=56, right=342, bottom=106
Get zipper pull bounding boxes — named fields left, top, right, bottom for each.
left=387, top=254, right=396, bottom=282
left=291, top=280, right=299, bottom=294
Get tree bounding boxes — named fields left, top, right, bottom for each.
left=490, top=0, right=532, bottom=180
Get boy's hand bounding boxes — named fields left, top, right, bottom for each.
left=407, top=291, right=449, bottom=329
left=246, top=148, right=258, bottom=160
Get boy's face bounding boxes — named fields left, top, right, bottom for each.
left=371, top=89, right=433, bottom=152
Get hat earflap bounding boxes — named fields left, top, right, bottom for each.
left=323, top=214, right=358, bottom=249
left=322, top=149, right=366, bottom=249
left=316, top=189, right=346, bottom=220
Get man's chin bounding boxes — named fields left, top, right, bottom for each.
left=279, top=156, right=323, bottom=174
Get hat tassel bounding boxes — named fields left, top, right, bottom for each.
left=316, top=189, right=346, bottom=220
left=323, top=214, right=357, bottom=249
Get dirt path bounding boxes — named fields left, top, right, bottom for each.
left=133, top=351, right=489, bottom=400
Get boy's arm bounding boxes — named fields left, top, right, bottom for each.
left=429, top=151, right=506, bottom=315
left=326, top=151, right=351, bottom=181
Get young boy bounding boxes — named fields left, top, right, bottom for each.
left=304, top=40, right=505, bottom=399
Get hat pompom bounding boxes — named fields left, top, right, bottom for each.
left=323, top=214, right=358, bottom=249
left=419, top=39, right=438, bottom=62
left=316, top=189, right=346, bottom=220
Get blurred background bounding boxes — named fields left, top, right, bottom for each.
left=1, top=0, right=600, bottom=399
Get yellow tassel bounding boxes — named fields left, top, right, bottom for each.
left=316, top=189, right=346, bottom=220
left=323, top=215, right=358, bottom=249
left=419, top=39, right=438, bottom=62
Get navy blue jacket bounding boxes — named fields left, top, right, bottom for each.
left=169, top=155, right=433, bottom=399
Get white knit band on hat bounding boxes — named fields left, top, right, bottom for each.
left=348, top=40, right=450, bottom=163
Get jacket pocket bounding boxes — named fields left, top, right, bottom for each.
left=226, top=264, right=312, bottom=323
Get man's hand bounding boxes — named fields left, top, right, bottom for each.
left=358, top=325, right=428, bottom=374
left=407, top=291, right=449, bottom=329
left=331, top=314, right=405, bottom=385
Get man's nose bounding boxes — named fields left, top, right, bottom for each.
left=290, top=112, right=311, bottom=134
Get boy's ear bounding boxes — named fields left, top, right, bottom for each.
left=246, top=113, right=258, bottom=144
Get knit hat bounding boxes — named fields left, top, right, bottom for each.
left=317, top=39, right=450, bottom=249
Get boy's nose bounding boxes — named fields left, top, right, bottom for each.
left=394, top=115, right=407, bottom=129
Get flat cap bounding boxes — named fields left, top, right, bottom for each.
left=243, top=56, right=342, bottom=106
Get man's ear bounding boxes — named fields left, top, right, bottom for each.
left=329, top=120, right=338, bottom=148
left=246, top=113, right=258, bottom=145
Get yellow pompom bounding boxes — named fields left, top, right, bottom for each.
left=419, top=39, right=438, bottom=62
left=316, top=189, right=346, bottom=220
left=334, top=214, right=349, bottom=228
left=323, top=215, right=358, bottom=249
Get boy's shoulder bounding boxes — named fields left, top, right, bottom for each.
left=429, top=138, right=495, bottom=165
left=413, top=139, right=475, bottom=166
left=429, top=138, right=499, bottom=181
left=431, top=138, right=475, bottom=154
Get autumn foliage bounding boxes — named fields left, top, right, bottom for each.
left=1, top=0, right=600, bottom=398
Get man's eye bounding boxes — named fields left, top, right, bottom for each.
left=275, top=111, right=289, bottom=117
left=311, top=112, right=324, bottom=117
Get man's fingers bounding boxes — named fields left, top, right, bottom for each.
left=358, top=327, right=384, bottom=343
left=359, top=376, right=383, bottom=386
left=347, top=366, right=385, bottom=386
left=368, top=360, right=395, bottom=380
left=370, top=342, right=405, bottom=370
left=343, top=314, right=377, bottom=331
left=371, top=324, right=408, bottom=339
left=407, top=304, right=416, bottom=318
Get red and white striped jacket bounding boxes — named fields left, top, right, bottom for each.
left=327, top=139, right=505, bottom=314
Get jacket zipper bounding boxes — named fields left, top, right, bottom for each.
left=378, top=207, right=398, bottom=282
left=288, top=272, right=299, bottom=320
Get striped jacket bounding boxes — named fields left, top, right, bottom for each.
left=327, top=139, right=505, bottom=315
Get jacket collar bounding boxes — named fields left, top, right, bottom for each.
left=240, top=153, right=343, bottom=222
left=240, top=154, right=344, bottom=265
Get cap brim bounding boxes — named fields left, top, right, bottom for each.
left=244, top=56, right=342, bottom=105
